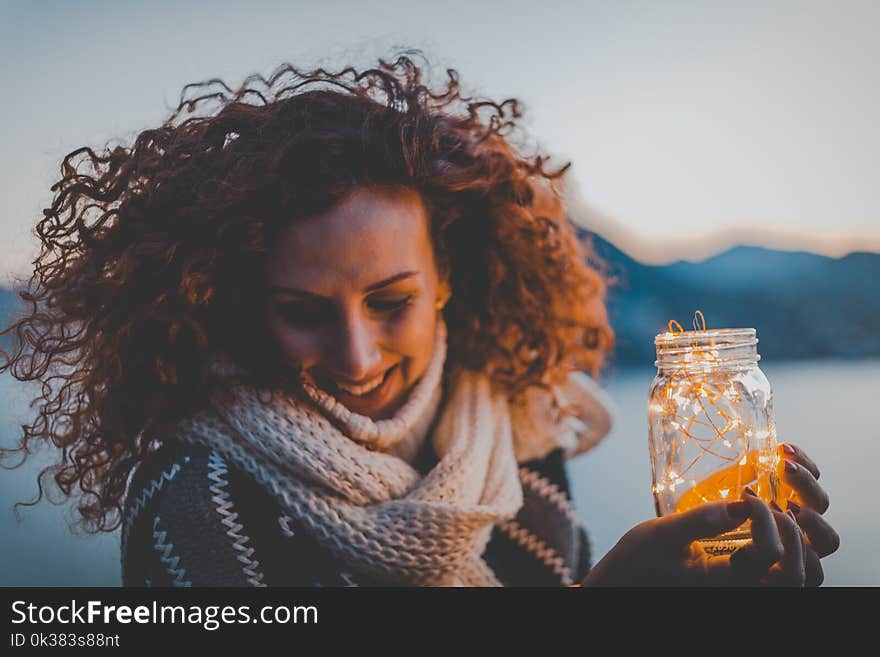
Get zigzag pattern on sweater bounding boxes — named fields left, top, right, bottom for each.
left=206, top=450, right=266, bottom=587
left=496, top=518, right=573, bottom=585
left=193, top=438, right=359, bottom=562
left=188, top=432, right=575, bottom=586
left=518, top=466, right=576, bottom=524
left=152, top=515, right=191, bottom=587
left=205, top=438, right=440, bottom=582
left=278, top=515, right=296, bottom=538
left=122, top=442, right=592, bottom=587
left=491, top=465, right=580, bottom=586
left=519, top=464, right=592, bottom=568
left=339, top=571, right=358, bottom=586
left=121, top=456, right=190, bottom=553
left=269, top=464, right=581, bottom=586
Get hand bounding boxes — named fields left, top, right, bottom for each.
left=772, top=442, right=840, bottom=586
left=580, top=489, right=808, bottom=587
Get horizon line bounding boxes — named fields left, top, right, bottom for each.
left=560, top=185, right=880, bottom=266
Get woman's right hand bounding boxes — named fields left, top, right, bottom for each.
left=580, top=488, right=808, bottom=586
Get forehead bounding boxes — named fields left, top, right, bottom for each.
left=267, top=187, right=434, bottom=290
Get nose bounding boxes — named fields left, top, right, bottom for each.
left=328, top=312, right=383, bottom=383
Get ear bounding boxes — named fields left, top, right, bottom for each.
left=436, top=273, right=452, bottom=306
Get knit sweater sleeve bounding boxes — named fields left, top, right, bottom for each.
left=120, top=442, right=354, bottom=587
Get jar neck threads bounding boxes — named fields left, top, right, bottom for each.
left=654, top=328, right=759, bottom=373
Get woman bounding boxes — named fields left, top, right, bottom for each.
left=1, top=54, right=838, bottom=586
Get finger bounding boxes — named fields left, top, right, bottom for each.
left=804, top=546, right=824, bottom=587
left=778, top=443, right=820, bottom=479
left=742, top=488, right=784, bottom=564
left=726, top=546, right=773, bottom=585
left=796, top=511, right=808, bottom=583
left=655, top=500, right=751, bottom=548
left=787, top=500, right=840, bottom=557
left=725, top=489, right=784, bottom=583
left=779, top=458, right=830, bottom=513
left=769, top=503, right=805, bottom=586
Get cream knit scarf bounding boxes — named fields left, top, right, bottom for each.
left=167, top=316, right=613, bottom=587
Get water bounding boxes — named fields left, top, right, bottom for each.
left=1, top=360, right=877, bottom=586
left=0, top=374, right=121, bottom=586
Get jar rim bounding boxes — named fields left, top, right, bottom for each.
left=654, top=327, right=757, bottom=347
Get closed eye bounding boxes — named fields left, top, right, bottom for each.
left=366, top=295, right=415, bottom=312
left=274, top=294, right=415, bottom=327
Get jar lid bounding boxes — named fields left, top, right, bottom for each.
left=654, top=328, right=759, bottom=367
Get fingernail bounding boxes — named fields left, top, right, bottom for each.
left=770, top=500, right=783, bottom=512
left=786, top=500, right=801, bottom=515
left=743, top=486, right=757, bottom=497
left=782, top=443, right=796, bottom=456
left=784, top=460, right=799, bottom=474
left=727, top=501, right=750, bottom=520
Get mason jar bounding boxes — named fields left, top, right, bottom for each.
left=647, top=327, right=780, bottom=555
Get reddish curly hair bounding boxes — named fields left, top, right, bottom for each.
left=0, top=52, right=614, bottom=533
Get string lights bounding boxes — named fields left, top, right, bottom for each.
left=648, top=311, right=780, bottom=553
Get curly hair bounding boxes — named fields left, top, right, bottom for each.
left=0, top=51, right=614, bottom=533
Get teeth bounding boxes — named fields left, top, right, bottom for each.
left=334, top=370, right=388, bottom=396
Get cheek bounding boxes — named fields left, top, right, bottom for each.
left=267, top=317, right=321, bottom=367
left=389, top=302, right=438, bottom=383
left=387, top=300, right=437, bottom=355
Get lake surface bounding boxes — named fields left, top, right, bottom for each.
left=2, top=359, right=877, bottom=586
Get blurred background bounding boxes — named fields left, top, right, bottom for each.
left=1, top=0, right=877, bottom=585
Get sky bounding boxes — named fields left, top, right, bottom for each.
left=1, top=0, right=878, bottom=282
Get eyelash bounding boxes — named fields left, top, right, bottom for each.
left=276, top=295, right=415, bottom=326
left=368, top=296, right=415, bottom=312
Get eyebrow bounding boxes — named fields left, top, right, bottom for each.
left=269, top=271, right=420, bottom=299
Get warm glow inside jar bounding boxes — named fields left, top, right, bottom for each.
left=648, top=327, right=780, bottom=555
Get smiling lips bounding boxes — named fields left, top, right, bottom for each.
left=329, top=365, right=397, bottom=397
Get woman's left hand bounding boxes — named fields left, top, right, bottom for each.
left=773, top=442, right=840, bottom=586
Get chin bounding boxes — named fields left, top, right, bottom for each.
left=368, top=394, right=408, bottom=421
left=355, top=385, right=409, bottom=421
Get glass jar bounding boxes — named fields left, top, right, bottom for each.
left=647, top=327, right=780, bottom=555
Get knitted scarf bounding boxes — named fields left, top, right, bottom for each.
left=165, top=316, right=612, bottom=586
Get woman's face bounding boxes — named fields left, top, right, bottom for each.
left=265, top=186, right=450, bottom=420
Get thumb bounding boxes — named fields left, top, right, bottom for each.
left=655, top=500, right=751, bottom=547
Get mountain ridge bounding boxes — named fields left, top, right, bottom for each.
left=581, top=229, right=880, bottom=364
